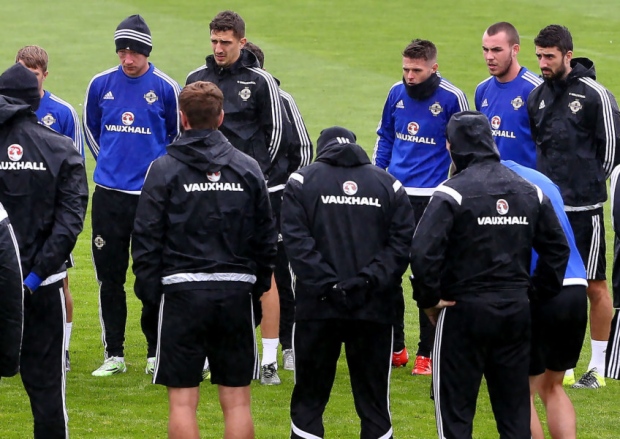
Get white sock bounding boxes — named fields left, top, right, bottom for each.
left=203, top=357, right=210, bottom=369
left=262, top=338, right=279, bottom=367
left=65, top=322, right=73, bottom=351
left=565, top=368, right=574, bottom=377
left=588, top=339, right=608, bottom=372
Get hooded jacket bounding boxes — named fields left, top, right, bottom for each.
left=0, top=94, right=88, bottom=286
left=0, top=202, right=23, bottom=378
left=281, top=134, right=414, bottom=324
left=186, top=49, right=293, bottom=189
left=410, top=111, right=569, bottom=309
left=132, top=129, right=277, bottom=304
left=527, top=58, right=620, bottom=208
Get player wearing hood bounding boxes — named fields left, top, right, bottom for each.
left=527, top=24, right=620, bottom=388
left=132, top=81, right=277, bottom=439
left=410, top=111, right=569, bottom=439
left=0, top=63, right=88, bottom=439
left=282, top=127, right=414, bottom=439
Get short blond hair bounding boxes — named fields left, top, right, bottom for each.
left=15, top=45, right=49, bottom=72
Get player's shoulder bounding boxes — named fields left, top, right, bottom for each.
left=518, top=67, right=543, bottom=89
left=152, top=66, right=181, bottom=93
left=186, top=64, right=209, bottom=83
left=475, top=76, right=493, bottom=93
left=88, top=66, right=119, bottom=86
left=438, top=77, right=467, bottom=98
left=246, top=66, right=279, bottom=88
left=46, top=92, right=78, bottom=114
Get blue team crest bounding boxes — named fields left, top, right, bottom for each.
left=429, top=102, right=443, bottom=116
left=511, top=96, right=524, bottom=110
left=41, top=113, right=56, bottom=127
left=144, top=90, right=158, bottom=104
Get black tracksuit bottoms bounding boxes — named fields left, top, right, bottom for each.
left=21, top=279, right=68, bottom=439
left=270, top=191, right=295, bottom=350
left=92, top=186, right=158, bottom=358
left=290, top=319, right=393, bottom=439
left=432, top=296, right=531, bottom=439
left=394, top=195, right=434, bottom=355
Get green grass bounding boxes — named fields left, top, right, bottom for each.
left=1, top=0, right=620, bottom=437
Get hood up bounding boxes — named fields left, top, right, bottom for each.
left=446, top=111, right=499, bottom=174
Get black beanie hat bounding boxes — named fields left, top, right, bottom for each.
left=316, top=126, right=357, bottom=153
left=114, top=14, right=152, bottom=57
left=0, top=63, right=41, bottom=111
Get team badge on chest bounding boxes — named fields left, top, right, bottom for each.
left=429, top=102, right=443, bottom=116
left=568, top=99, right=582, bottom=114
left=144, top=90, right=158, bottom=104
left=511, top=96, right=524, bottom=110
left=239, top=87, right=251, bottom=101
left=41, top=113, right=56, bottom=127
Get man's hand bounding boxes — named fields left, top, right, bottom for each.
left=423, top=299, right=456, bottom=326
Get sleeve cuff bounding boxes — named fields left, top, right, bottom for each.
left=24, top=272, right=43, bottom=292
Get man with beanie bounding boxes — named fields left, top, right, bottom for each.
left=84, top=14, right=181, bottom=376
left=374, top=39, right=469, bottom=374
left=0, top=63, right=88, bottom=438
left=186, top=10, right=293, bottom=385
left=281, top=127, right=414, bottom=439
left=410, top=111, right=569, bottom=439
left=132, top=81, right=277, bottom=439
left=16, top=44, right=84, bottom=372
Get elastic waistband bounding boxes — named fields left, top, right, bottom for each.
left=446, top=289, right=528, bottom=303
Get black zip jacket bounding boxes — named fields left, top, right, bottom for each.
left=281, top=138, right=414, bottom=324
left=132, top=129, right=277, bottom=304
left=0, top=96, right=88, bottom=282
left=0, top=203, right=22, bottom=378
left=411, top=111, right=569, bottom=309
left=527, top=58, right=620, bottom=208
left=186, top=49, right=293, bottom=189
left=610, top=165, right=620, bottom=308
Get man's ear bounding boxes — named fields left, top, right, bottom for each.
left=180, top=110, right=191, bottom=130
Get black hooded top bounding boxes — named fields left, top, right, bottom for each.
left=281, top=128, right=415, bottom=323
left=410, top=111, right=569, bottom=308
left=132, top=129, right=277, bottom=303
left=186, top=49, right=293, bottom=189
left=0, top=66, right=88, bottom=285
left=527, top=57, right=620, bottom=207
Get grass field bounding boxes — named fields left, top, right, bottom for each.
left=1, top=0, right=620, bottom=437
